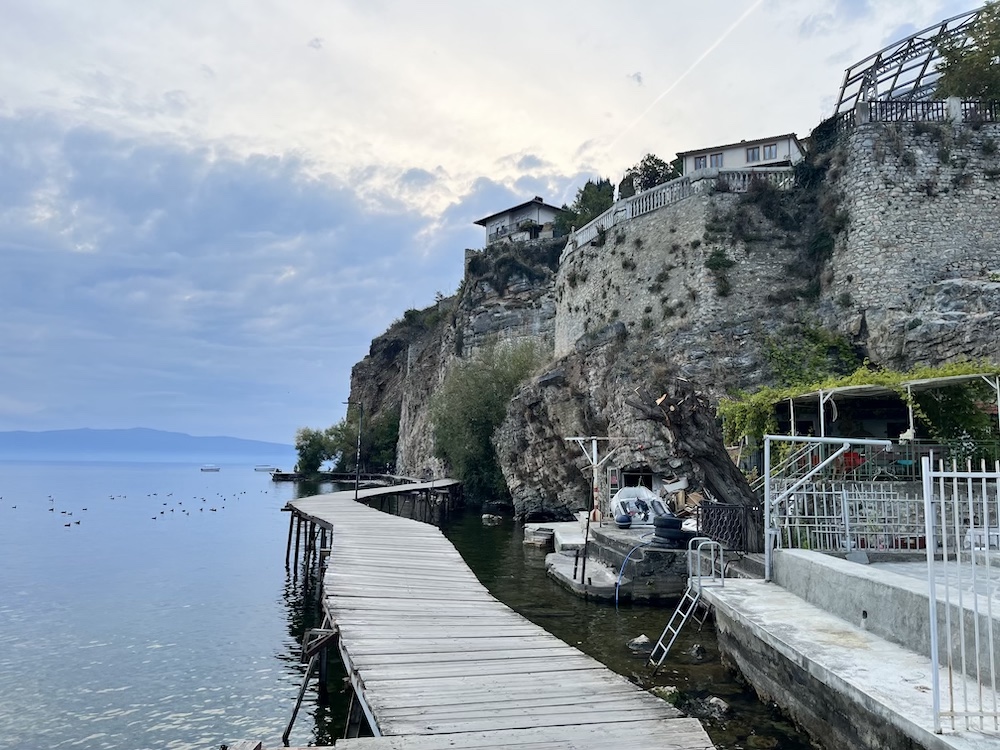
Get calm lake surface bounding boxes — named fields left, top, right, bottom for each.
left=0, top=460, right=810, bottom=750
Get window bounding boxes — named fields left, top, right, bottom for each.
left=746, top=146, right=760, bottom=162
left=763, top=143, right=778, bottom=160
left=709, top=153, right=724, bottom=168
left=694, top=155, right=707, bottom=170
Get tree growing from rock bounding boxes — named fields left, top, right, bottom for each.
left=936, top=2, right=1000, bottom=100
left=430, top=341, right=543, bottom=499
left=554, top=178, right=614, bottom=234
left=627, top=379, right=764, bottom=550
left=618, top=154, right=682, bottom=199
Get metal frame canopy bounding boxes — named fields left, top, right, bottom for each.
left=784, top=373, right=1000, bottom=438
left=834, top=5, right=986, bottom=115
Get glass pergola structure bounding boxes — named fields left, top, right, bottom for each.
left=834, top=5, right=987, bottom=116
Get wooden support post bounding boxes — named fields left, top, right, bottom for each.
left=293, top=515, right=302, bottom=571
left=317, top=645, right=329, bottom=706
left=284, top=512, right=294, bottom=569
left=305, top=521, right=315, bottom=573
left=282, top=654, right=317, bottom=746
left=344, top=687, right=367, bottom=739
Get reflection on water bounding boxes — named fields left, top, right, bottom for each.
left=303, top=495, right=813, bottom=750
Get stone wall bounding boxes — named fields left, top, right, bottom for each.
left=825, top=121, right=1000, bottom=366
left=552, top=192, right=803, bottom=395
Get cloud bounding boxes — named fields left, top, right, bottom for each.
left=515, top=154, right=547, bottom=171
left=0, top=112, right=466, bottom=440
left=799, top=0, right=873, bottom=36
left=0, top=0, right=977, bottom=441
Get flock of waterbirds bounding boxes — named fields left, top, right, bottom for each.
left=4, top=483, right=274, bottom=528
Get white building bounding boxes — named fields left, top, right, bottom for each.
left=676, top=133, right=805, bottom=175
left=474, top=197, right=565, bottom=246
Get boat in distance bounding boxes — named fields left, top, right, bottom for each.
left=200, top=465, right=221, bottom=472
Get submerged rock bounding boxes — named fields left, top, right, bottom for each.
left=627, top=634, right=652, bottom=652
left=481, top=513, right=503, bottom=526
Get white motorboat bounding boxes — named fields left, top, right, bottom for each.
left=609, top=485, right=672, bottom=526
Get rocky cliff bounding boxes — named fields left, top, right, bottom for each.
left=349, top=119, right=1000, bottom=519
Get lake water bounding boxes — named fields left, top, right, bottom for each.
left=0, top=460, right=811, bottom=750
left=0, top=458, right=322, bottom=750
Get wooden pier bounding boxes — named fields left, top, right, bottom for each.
left=281, top=484, right=714, bottom=750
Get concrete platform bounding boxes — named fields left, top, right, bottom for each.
left=703, top=572, right=999, bottom=749
left=523, top=521, right=585, bottom=551
left=545, top=550, right=624, bottom=599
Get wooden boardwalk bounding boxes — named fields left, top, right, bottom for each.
left=288, top=489, right=714, bottom=750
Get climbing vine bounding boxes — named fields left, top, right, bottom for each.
left=718, top=360, right=1000, bottom=445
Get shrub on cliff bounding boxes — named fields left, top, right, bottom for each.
left=430, top=341, right=543, bottom=500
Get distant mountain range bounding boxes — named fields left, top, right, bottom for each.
left=0, top=428, right=294, bottom=461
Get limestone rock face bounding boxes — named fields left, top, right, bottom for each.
left=348, top=122, right=1000, bottom=512
left=494, top=335, right=703, bottom=520
left=351, top=241, right=562, bottom=479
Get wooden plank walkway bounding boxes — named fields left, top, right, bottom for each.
left=288, top=490, right=714, bottom=750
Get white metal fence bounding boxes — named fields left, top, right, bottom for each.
left=771, top=481, right=926, bottom=553
left=922, top=457, right=1000, bottom=734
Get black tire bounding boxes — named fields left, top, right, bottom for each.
left=652, top=515, right=682, bottom=530
left=654, top=527, right=687, bottom=541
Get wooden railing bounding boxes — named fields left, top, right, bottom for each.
left=565, top=167, right=795, bottom=256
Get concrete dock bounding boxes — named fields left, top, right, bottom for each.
left=703, top=549, right=999, bottom=750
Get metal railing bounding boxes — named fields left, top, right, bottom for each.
left=770, top=481, right=925, bottom=552
left=922, top=457, right=1000, bottom=734
left=870, top=99, right=949, bottom=122
left=699, top=501, right=764, bottom=553
left=962, top=99, right=1000, bottom=123
left=833, top=97, right=1000, bottom=130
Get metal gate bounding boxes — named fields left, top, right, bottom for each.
left=922, top=457, right=1000, bottom=734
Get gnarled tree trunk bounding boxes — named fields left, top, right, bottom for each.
left=628, top=379, right=763, bottom=551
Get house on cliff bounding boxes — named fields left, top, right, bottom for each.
left=677, top=133, right=805, bottom=174
left=474, top=196, right=565, bottom=246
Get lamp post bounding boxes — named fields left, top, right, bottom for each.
left=343, top=401, right=363, bottom=502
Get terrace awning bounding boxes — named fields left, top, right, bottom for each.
left=785, top=373, right=1000, bottom=438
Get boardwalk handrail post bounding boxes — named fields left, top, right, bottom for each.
left=344, top=400, right=364, bottom=502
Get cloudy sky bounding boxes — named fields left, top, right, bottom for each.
left=0, top=0, right=975, bottom=443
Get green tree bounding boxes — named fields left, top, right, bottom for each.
left=294, top=427, right=333, bottom=474
left=430, top=341, right=544, bottom=499
left=362, top=406, right=400, bottom=472
left=554, top=178, right=614, bottom=234
left=618, top=153, right=682, bottom=198
left=319, top=406, right=400, bottom=473
left=936, top=2, right=1000, bottom=100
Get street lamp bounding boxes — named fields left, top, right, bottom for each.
left=343, top=401, right=363, bottom=502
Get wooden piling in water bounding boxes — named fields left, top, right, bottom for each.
left=284, top=511, right=294, bottom=569
left=293, top=515, right=302, bottom=570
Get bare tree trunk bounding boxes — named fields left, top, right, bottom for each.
left=628, top=379, right=764, bottom=551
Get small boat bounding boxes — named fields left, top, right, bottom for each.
left=200, top=465, right=221, bottom=472
left=609, top=486, right=672, bottom=527
left=254, top=465, right=278, bottom=472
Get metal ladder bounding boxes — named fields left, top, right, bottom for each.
left=648, top=537, right=725, bottom=673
